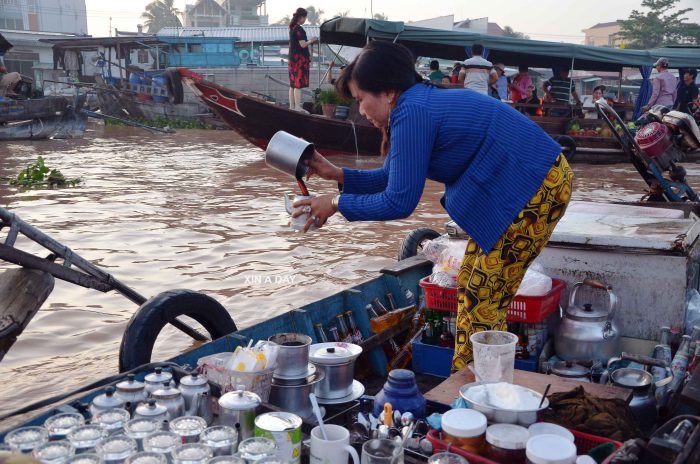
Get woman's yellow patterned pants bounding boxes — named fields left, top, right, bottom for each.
left=451, top=153, right=574, bottom=372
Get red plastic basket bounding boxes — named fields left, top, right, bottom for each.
left=427, top=428, right=622, bottom=463
left=419, top=277, right=566, bottom=324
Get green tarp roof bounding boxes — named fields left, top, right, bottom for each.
left=319, top=17, right=700, bottom=72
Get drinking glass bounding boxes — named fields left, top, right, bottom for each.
left=96, top=434, right=137, bottom=464
left=94, top=409, right=131, bottom=436
left=172, top=443, right=213, bottom=464
left=44, top=413, right=85, bottom=440
left=199, top=426, right=237, bottom=457
left=5, top=426, right=50, bottom=453
left=427, top=452, right=468, bottom=464
left=66, top=453, right=102, bottom=464
left=142, top=431, right=181, bottom=462
left=361, top=439, right=403, bottom=464
left=236, top=438, right=277, bottom=463
left=125, top=418, right=162, bottom=452
left=126, top=451, right=168, bottom=464
left=470, top=330, right=518, bottom=383
left=169, top=417, right=207, bottom=444
left=33, top=440, right=75, bottom=464
left=207, top=456, right=245, bottom=464
left=68, top=425, right=108, bottom=455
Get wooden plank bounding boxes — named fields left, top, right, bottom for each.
left=424, top=367, right=633, bottom=405
left=0, top=268, right=54, bottom=361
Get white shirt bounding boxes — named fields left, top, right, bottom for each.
left=462, top=55, right=492, bottom=95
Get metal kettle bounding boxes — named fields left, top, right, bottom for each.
left=218, top=385, right=261, bottom=441
left=555, top=278, right=620, bottom=364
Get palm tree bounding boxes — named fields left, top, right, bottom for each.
left=502, top=25, right=529, bottom=39
left=141, top=0, right=182, bottom=33
left=334, top=10, right=350, bottom=18
left=305, top=6, right=324, bottom=25
left=373, top=13, right=388, bottom=21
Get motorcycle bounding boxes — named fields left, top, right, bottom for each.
left=595, top=99, right=700, bottom=202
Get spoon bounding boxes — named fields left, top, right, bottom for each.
left=539, top=383, right=552, bottom=408
left=309, top=393, right=327, bottom=440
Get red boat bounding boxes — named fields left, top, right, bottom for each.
left=178, top=68, right=382, bottom=157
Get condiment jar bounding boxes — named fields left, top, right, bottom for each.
left=527, top=423, right=574, bottom=443
left=133, top=400, right=169, bottom=424
left=179, top=373, right=212, bottom=424
left=89, top=387, right=126, bottom=418
left=526, top=434, right=577, bottom=464
left=441, top=409, right=487, bottom=455
left=116, top=375, right=148, bottom=405
left=67, top=425, right=108, bottom=455
left=218, top=386, right=261, bottom=440
left=144, top=368, right=174, bottom=395
left=485, top=424, right=529, bottom=464
left=44, top=413, right=86, bottom=440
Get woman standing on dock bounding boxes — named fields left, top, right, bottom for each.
left=288, top=7, right=318, bottom=112
left=293, top=41, right=573, bottom=372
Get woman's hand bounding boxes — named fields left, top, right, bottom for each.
left=292, top=194, right=337, bottom=232
left=305, top=150, right=343, bottom=183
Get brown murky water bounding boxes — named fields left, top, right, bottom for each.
left=0, top=123, right=698, bottom=414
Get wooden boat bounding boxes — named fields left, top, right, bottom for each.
left=0, top=96, right=87, bottom=141
left=179, top=68, right=382, bottom=157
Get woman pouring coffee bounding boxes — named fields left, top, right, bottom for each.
left=293, top=41, right=573, bottom=371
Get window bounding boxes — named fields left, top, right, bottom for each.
left=187, top=43, right=202, bottom=53
left=137, top=49, right=149, bottom=63
left=0, top=17, right=24, bottom=29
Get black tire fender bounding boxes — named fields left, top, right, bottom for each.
left=164, top=68, right=184, bottom=105
left=554, top=135, right=576, bottom=162
left=118, top=289, right=236, bottom=372
left=397, top=227, right=441, bottom=261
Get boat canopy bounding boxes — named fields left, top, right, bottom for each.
left=319, top=17, right=700, bottom=72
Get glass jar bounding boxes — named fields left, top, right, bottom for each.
left=485, top=424, right=529, bottom=464
left=441, top=409, right=487, bottom=455
left=172, top=443, right=213, bottom=464
left=66, top=453, right=102, bottom=464
left=96, top=435, right=138, bottom=464
left=200, top=426, right=238, bottom=457
left=427, top=452, right=468, bottom=464
left=169, top=416, right=207, bottom=444
left=237, top=437, right=277, bottom=463
left=44, top=413, right=86, bottom=440
left=527, top=423, right=574, bottom=443
left=124, top=418, right=162, bottom=452
left=207, top=456, right=245, bottom=464
left=4, top=426, right=50, bottom=453
left=142, top=431, right=180, bottom=457
left=526, top=434, right=577, bottom=464
left=68, top=425, right=108, bottom=455
left=33, top=440, right=75, bottom=464
left=94, top=409, right=132, bottom=436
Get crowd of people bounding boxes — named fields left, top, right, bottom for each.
left=424, top=46, right=699, bottom=119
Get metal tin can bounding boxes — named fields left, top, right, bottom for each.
left=254, top=412, right=302, bottom=464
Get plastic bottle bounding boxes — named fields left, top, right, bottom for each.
left=669, top=334, right=691, bottom=393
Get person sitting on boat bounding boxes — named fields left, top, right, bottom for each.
left=0, top=60, right=21, bottom=97
left=428, top=60, right=445, bottom=83
left=460, top=44, right=492, bottom=95
left=509, top=66, right=533, bottom=102
left=641, top=57, right=677, bottom=113
left=518, top=85, right=541, bottom=116
left=287, top=7, right=318, bottom=112
left=489, top=63, right=509, bottom=101
left=583, top=85, right=607, bottom=119
left=674, top=68, right=698, bottom=115
left=292, top=41, right=573, bottom=373
left=542, top=68, right=582, bottom=116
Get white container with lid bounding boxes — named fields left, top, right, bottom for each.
left=528, top=423, right=575, bottom=443
left=309, top=343, right=363, bottom=365
left=486, top=423, right=529, bottom=449
left=526, top=434, right=577, bottom=464
left=442, top=408, right=487, bottom=437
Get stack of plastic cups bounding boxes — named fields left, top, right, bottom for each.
left=68, top=425, right=108, bottom=455
left=4, top=426, right=50, bottom=454
left=125, top=418, right=162, bottom=452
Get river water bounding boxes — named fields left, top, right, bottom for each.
left=0, top=123, right=696, bottom=414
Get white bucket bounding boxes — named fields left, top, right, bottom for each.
left=470, top=330, right=518, bottom=383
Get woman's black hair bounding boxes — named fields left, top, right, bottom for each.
left=335, top=41, right=424, bottom=156
left=289, top=7, right=307, bottom=28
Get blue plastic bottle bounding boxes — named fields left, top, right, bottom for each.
left=373, top=369, right=426, bottom=418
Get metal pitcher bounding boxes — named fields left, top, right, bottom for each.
left=555, top=278, right=620, bottom=363
left=265, top=131, right=315, bottom=180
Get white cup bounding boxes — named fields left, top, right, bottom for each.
left=310, top=424, right=359, bottom=464
left=286, top=194, right=317, bottom=231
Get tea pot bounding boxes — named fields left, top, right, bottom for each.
left=144, top=368, right=174, bottom=394
left=555, top=278, right=620, bottom=363
left=115, top=374, right=147, bottom=406
left=133, top=399, right=169, bottom=423
left=178, top=373, right=213, bottom=424
left=89, top=386, right=126, bottom=418
left=151, top=382, right=186, bottom=419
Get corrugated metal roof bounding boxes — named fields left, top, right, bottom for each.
left=157, top=26, right=321, bottom=43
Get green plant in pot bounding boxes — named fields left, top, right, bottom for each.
left=319, top=88, right=340, bottom=118
left=335, top=95, right=353, bottom=120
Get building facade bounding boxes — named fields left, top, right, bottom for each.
left=182, top=0, right=268, bottom=28
left=581, top=21, right=622, bottom=47
left=0, top=0, right=87, bottom=34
